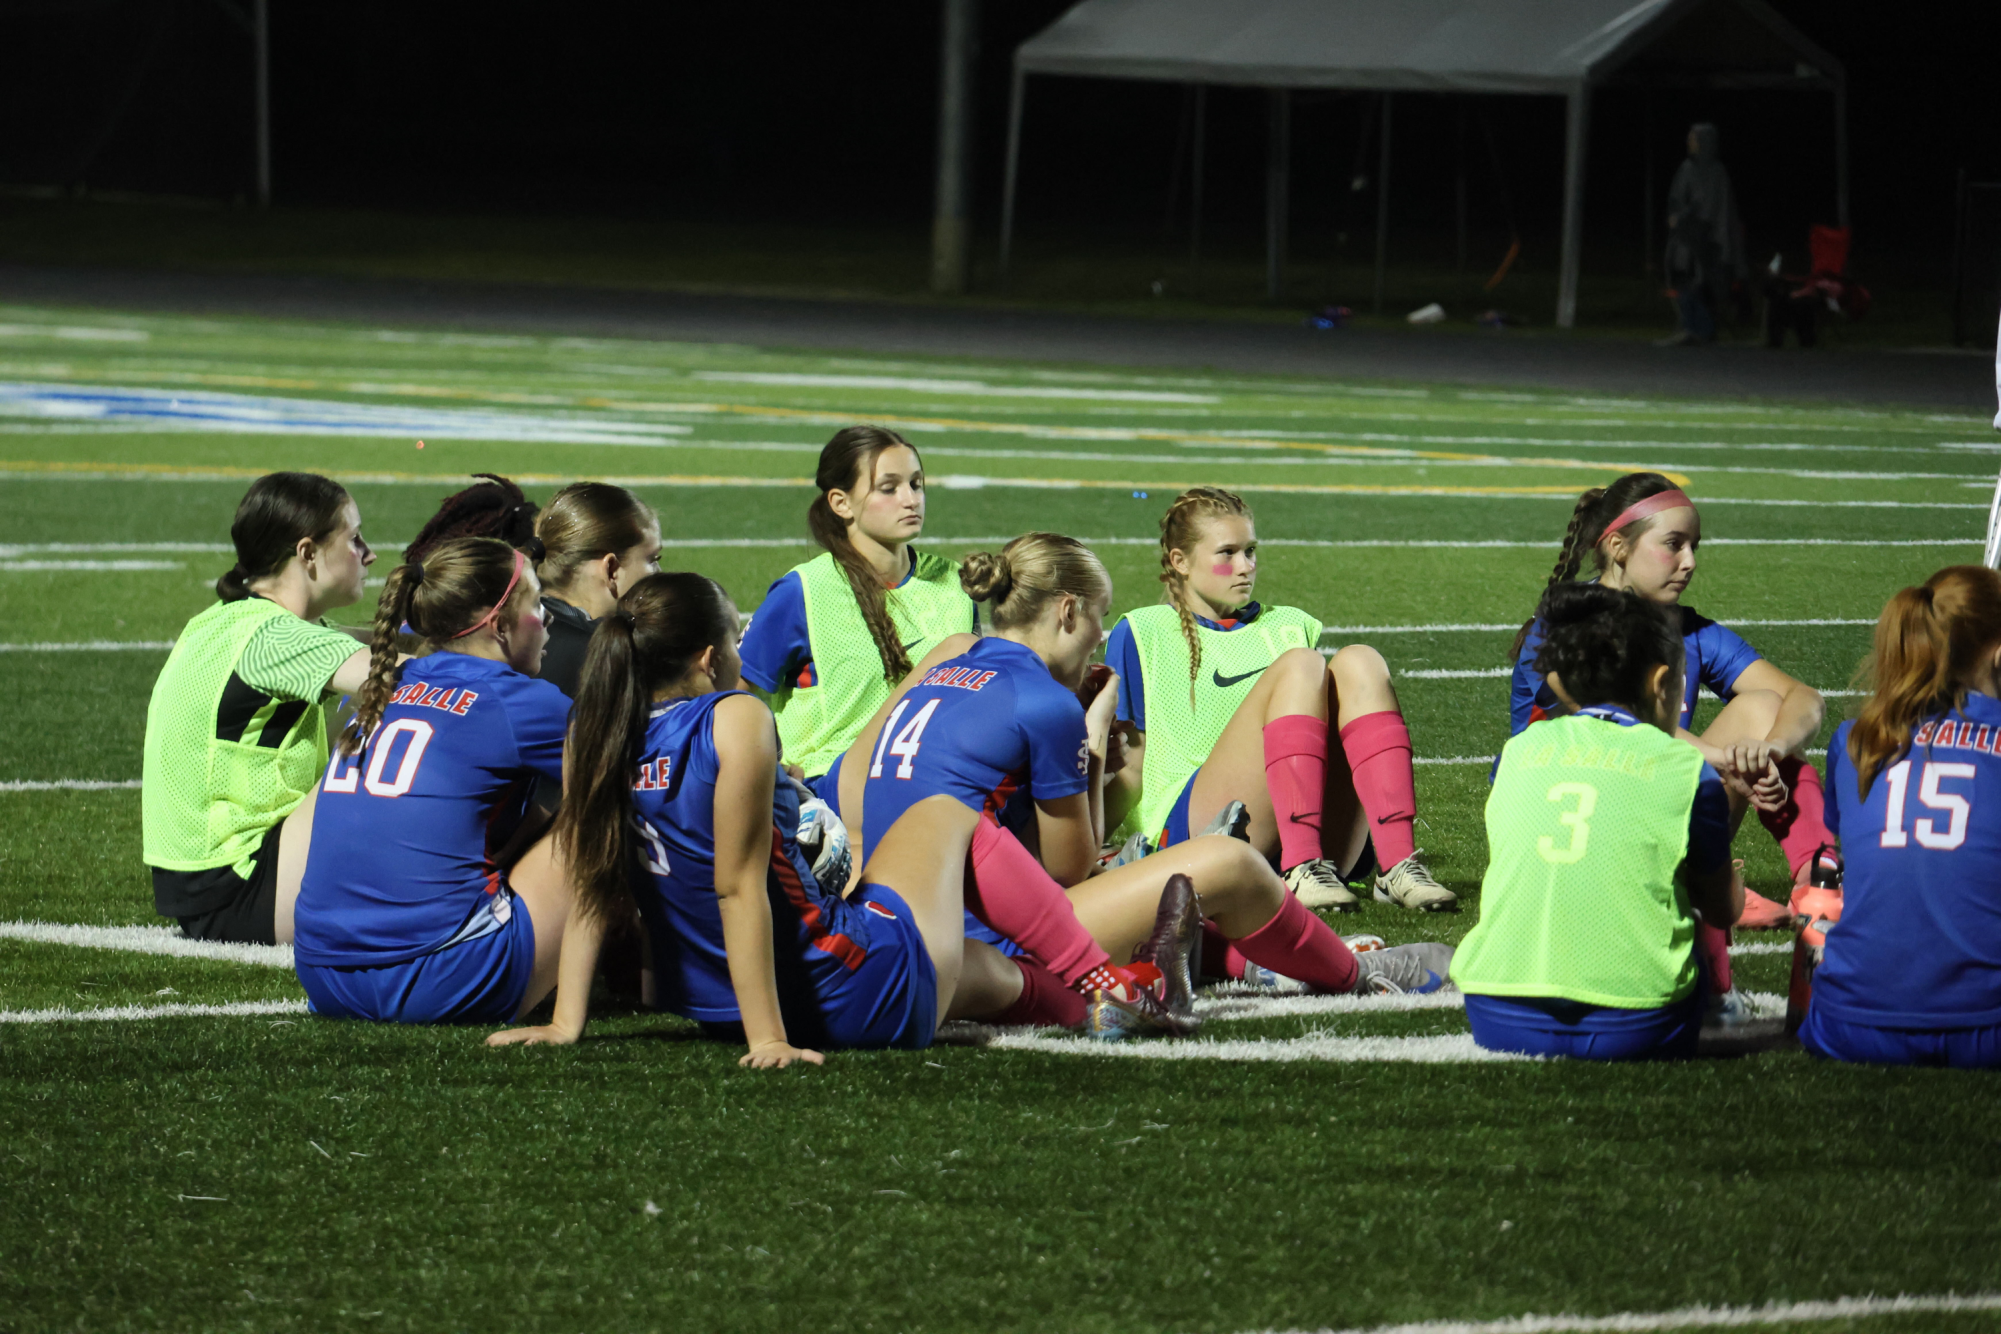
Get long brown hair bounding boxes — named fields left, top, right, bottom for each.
left=960, top=533, right=1109, bottom=631
left=217, top=472, right=352, bottom=602
left=535, top=482, right=657, bottom=593
left=1512, top=471, right=1685, bottom=658
left=808, top=425, right=921, bottom=682
left=345, top=537, right=534, bottom=754
left=403, top=474, right=540, bottom=564
left=1848, top=566, right=2001, bottom=797
left=1156, top=486, right=1252, bottom=700
left=559, top=572, right=737, bottom=923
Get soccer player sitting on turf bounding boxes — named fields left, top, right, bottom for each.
left=1509, top=472, right=1836, bottom=929
left=1454, top=582, right=1743, bottom=1061
left=853, top=534, right=1454, bottom=1032
left=529, top=482, right=660, bottom=699
left=1801, top=566, right=2001, bottom=1069
left=485, top=570, right=1190, bottom=1058
left=142, top=472, right=377, bottom=945
left=290, top=538, right=580, bottom=1024
left=1103, top=486, right=1451, bottom=914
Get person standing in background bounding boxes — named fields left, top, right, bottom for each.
left=1661, top=123, right=1742, bottom=347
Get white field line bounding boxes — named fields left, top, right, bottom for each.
left=1413, top=755, right=1499, bottom=766
left=0, top=541, right=233, bottom=557
left=1396, top=668, right=1861, bottom=698
left=1329, top=618, right=1874, bottom=635
left=1730, top=942, right=1793, bottom=956
left=0, top=640, right=174, bottom=652
left=0, top=921, right=293, bottom=967
left=992, top=1030, right=1525, bottom=1063
left=0, top=467, right=1982, bottom=508
left=1197, top=990, right=1466, bottom=1019
left=0, top=779, right=142, bottom=791
left=1275, top=1291, right=2001, bottom=1334
left=0, top=559, right=183, bottom=571
left=0, top=999, right=306, bottom=1025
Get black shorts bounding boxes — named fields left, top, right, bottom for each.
left=151, top=823, right=283, bottom=946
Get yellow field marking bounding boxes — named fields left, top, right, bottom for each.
left=0, top=458, right=1592, bottom=498
left=4, top=367, right=1685, bottom=484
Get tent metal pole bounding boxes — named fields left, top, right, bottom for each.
left=1190, top=85, right=1206, bottom=264
left=1266, top=89, right=1290, bottom=300
left=253, top=0, right=271, bottom=207
left=998, top=67, right=1026, bottom=276
left=1556, top=85, right=1589, bottom=329
left=1372, top=92, right=1392, bottom=314
left=930, top=0, right=977, bottom=295
left=1833, top=83, right=1850, bottom=229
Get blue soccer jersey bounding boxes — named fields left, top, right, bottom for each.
left=1510, top=602, right=1763, bottom=738
left=858, top=637, right=1091, bottom=863
left=631, top=691, right=926, bottom=1035
left=1814, top=694, right=2001, bottom=1028
left=293, top=653, right=569, bottom=968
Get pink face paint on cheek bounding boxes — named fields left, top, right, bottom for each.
left=1210, top=562, right=1235, bottom=577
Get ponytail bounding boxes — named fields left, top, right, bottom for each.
left=1513, top=472, right=1683, bottom=658
left=341, top=537, right=531, bottom=755
left=557, top=572, right=738, bottom=923
left=1849, top=567, right=2001, bottom=796
left=404, top=474, right=540, bottom=564
left=217, top=471, right=352, bottom=602
left=809, top=425, right=921, bottom=683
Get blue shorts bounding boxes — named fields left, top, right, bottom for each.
left=1160, top=769, right=1376, bottom=880
left=806, top=753, right=843, bottom=818
left=796, top=883, right=938, bottom=1050
left=297, top=893, right=535, bottom=1025
left=1800, top=1009, right=2001, bottom=1069
left=1465, top=989, right=1703, bottom=1062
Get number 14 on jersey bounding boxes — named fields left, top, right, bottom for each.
left=870, top=698, right=941, bottom=780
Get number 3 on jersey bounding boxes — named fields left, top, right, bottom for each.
left=870, top=697, right=942, bottom=780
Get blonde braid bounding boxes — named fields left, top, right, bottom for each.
left=345, top=564, right=418, bottom=755
left=1157, top=486, right=1252, bottom=711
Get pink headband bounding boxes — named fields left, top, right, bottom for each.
left=1598, top=489, right=1696, bottom=545
left=450, top=548, right=528, bottom=639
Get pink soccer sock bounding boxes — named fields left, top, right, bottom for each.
left=966, top=816, right=1110, bottom=987
left=1338, top=710, right=1418, bottom=869
left=1199, top=920, right=1248, bottom=981
left=991, top=958, right=1088, bottom=1028
left=1761, top=756, right=1834, bottom=879
left=1262, top=714, right=1329, bottom=870
left=1231, top=891, right=1360, bottom=995
left=1696, top=920, right=1734, bottom=995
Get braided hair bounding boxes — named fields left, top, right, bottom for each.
left=344, top=537, right=531, bottom=754
left=1511, top=472, right=1683, bottom=658
left=403, top=474, right=541, bottom=564
left=808, top=425, right=923, bottom=682
left=1156, top=487, right=1253, bottom=705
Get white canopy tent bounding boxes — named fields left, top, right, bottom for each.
left=997, top=0, right=1846, bottom=326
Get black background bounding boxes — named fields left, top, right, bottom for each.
left=0, top=1, right=1992, bottom=263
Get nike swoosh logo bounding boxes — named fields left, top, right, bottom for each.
left=1212, top=666, right=1267, bottom=689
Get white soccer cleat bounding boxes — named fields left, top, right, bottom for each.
left=1352, top=942, right=1455, bottom=996
left=1284, top=859, right=1359, bottom=912
left=1372, top=850, right=1458, bottom=912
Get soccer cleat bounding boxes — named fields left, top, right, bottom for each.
left=1197, top=800, right=1253, bottom=843
left=1099, top=830, right=1153, bottom=871
left=1240, top=935, right=1382, bottom=992
left=1735, top=886, right=1792, bottom=931
left=1372, top=851, right=1458, bottom=912
left=1130, top=872, right=1203, bottom=1027
left=1284, top=859, right=1359, bottom=911
left=1351, top=942, right=1455, bottom=996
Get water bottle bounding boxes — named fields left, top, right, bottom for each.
left=1785, top=844, right=1844, bottom=1035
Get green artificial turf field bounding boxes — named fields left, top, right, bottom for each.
left=2, top=306, right=1998, bottom=1333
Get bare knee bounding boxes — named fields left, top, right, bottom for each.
left=1183, top=835, right=1284, bottom=928
left=1328, top=643, right=1389, bottom=692
left=1272, top=646, right=1328, bottom=688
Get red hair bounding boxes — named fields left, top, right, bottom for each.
left=1848, top=566, right=2001, bottom=796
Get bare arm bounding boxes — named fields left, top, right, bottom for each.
left=1731, top=659, right=1825, bottom=757
left=712, top=694, right=824, bottom=1070
left=1034, top=677, right=1120, bottom=886
left=327, top=648, right=373, bottom=698
left=1104, top=725, right=1144, bottom=834
left=486, top=905, right=606, bottom=1046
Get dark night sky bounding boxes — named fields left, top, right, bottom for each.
left=2, top=1, right=1995, bottom=265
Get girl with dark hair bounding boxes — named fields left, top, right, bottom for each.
left=485, top=570, right=1179, bottom=1059
left=1802, top=567, right=2001, bottom=1068
left=401, top=473, right=541, bottom=564
left=1509, top=472, right=1833, bottom=929
left=142, top=472, right=377, bottom=944
left=1454, top=583, right=1742, bottom=1060
left=852, top=533, right=1453, bottom=1036
left=1101, top=487, right=1450, bottom=915
left=291, top=537, right=578, bottom=1024
left=532, top=481, right=661, bottom=698
left=737, top=426, right=976, bottom=801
